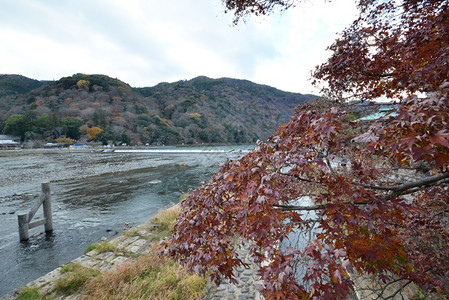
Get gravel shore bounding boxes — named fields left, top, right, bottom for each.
left=0, top=148, right=174, bottom=199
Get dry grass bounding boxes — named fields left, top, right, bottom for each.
left=150, top=204, right=181, bottom=231
left=61, top=204, right=207, bottom=299
left=81, top=244, right=206, bottom=300
left=78, top=205, right=207, bottom=299
left=148, top=204, right=182, bottom=241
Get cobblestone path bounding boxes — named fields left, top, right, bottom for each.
left=204, top=243, right=263, bottom=300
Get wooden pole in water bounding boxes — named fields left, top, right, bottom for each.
left=17, top=182, right=53, bottom=241
left=18, top=213, right=29, bottom=241
left=42, top=182, right=53, bottom=233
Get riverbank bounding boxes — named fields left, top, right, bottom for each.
left=2, top=205, right=190, bottom=299
left=4, top=204, right=263, bottom=300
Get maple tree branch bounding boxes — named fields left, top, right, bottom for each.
left=354, top=172, right=449, bottom=193
left=281, top=173, right=317, bottom=184
left=277, top=171, right=449, bottom=211
left=390, top=172, right=449, bottom=192
left=433, top=209, right=449, bottom=218
left=359, top=70, right=394, bottom=79
left=381, top=279, right=412, bottom=300
left=285, top=169, right=449, bottom=194
left=273, top=204, right=328, bottom=211
left=386, top=173, right=449, bottom=199
left=325, top=156, right=337, bottom=179
left=274, top=199, right=373, bottom=211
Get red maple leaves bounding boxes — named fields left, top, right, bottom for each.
left=313, top=1, right=449, bottom=101
left=163, top=0, right=449, bottom=298
left=163, top=93, right=449, bottom=298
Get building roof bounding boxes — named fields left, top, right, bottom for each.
left=0, top=140, right=19, bottom=145
left=0, top=135, right=19, bottom=145
left=358, top=105, right=398, bottom=121
left=0, top=135, right=12, bottom=140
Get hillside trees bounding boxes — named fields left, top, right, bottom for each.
left=86, top=126, right=103, bottom=141
left=61, top=117, right=83, bottom=140
left=3, top=114, right=27, bottom=141
left=0, top=74, right=311, bottom=145
left=2, top=112, right=86, bottom=142
left=164, top=0, right=449, bottom=299
left=76, top=79, right=90, bottom=91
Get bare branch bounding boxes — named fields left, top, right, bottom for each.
left=383, top=280, right=412, bottom=300
left=280, top=172, right=317, bottom=183
left=273, top=204, right=328, bottom=211
left=354, top=173, right=449, bottom=194
left=386, top=173, right=449, bottom=200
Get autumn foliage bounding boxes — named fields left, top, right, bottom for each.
left=313, top=0, right=449, bottom=101
left=55, top=137, right=74, bottom=146
left=223, top=0, right=295, bottom=23
left=86, top=126, right=103, bottom=141
left=164, top=0, right=449, bottom=299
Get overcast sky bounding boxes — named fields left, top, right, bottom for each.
left=0, top=0, right=358, bottom=94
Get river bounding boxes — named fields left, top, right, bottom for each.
left=0, top=145, right=252, bottom=297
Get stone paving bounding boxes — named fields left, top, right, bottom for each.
left=2, top=224, right=264, bottom=300
left=207, top=268, right=263, bottom=300
left=204, top=243, right=264, bottom=300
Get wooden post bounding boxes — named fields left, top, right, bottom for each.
left=17, top=182, right=53, bottom=241
left=18, top=213, right=29, bottom=241
left=42, top=182, right=53, bottom=233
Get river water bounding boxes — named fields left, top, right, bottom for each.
left=0, top=146, right=252, bottom=296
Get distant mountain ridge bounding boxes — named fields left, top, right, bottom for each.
left=0, top=74, right=46, bottom=97
left=0, top=73, right=315, bottom=145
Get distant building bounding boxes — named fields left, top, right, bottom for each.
left=0, top=135, right=20, bottom=149
left=358, top=104, right=398, bottom=121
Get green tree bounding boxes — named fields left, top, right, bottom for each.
left=3, top=114, right=27, bottom=141
left=32, top=113, right=56, bottom=139
left=61, top=117, right=83, bottom=140
left=93, top=109, right=108, bottom=128
left=34, top=114, right=51, bottom=132
left=96, top=126, right=114, bottom=145
left=120, top=133, right=130, bottom=145
left=137, top=115, right=150, bottom=127
left=47, top=113, right=61, bottom=139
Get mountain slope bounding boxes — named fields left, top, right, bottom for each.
left=0, top=74, right=315, bottom=145
left=0, top=74, right=46, bottom=97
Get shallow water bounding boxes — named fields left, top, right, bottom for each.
left=0, top=146, right=252, bottom=296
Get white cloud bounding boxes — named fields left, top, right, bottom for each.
left=0, top=0, right=358, bottom=94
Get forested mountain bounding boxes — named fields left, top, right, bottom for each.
left=0, top=74, right=46, bottom=97
left=0, top=74, right=315, bottom=145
